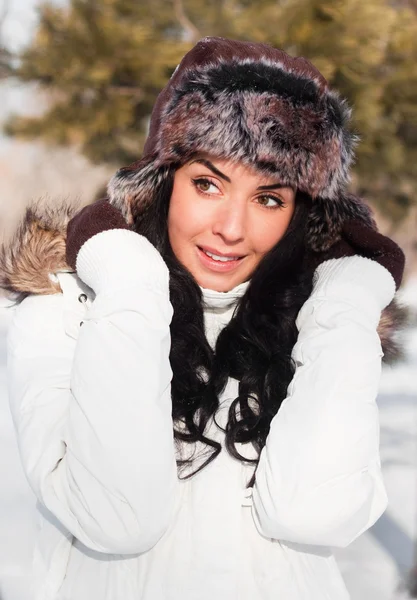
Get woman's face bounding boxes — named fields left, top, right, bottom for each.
left=167, top=156, right=296, bottom=292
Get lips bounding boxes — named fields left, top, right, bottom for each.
left=196, top=245, right=245, bottom=273
left=198, top=246, right=245, bottom=260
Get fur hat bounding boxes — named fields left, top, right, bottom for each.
left=108, top=36, right=375, bottom=251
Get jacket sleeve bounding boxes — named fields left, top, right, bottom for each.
left=251, top=255, right=396, bottom=548
left=7, top=229, right=179, bottom=555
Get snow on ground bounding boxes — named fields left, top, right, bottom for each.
left=0, top=281, right=416, bottom=600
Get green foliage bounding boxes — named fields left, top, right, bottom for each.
left=5, top=0, right=417, bottom=221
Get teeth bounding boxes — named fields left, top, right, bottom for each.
left=204, top=250, right=238, bottom=262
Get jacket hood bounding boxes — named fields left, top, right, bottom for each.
left=0, top=37, right=408, bottom=361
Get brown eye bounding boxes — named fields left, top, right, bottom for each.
left=192, top=178, right=219, bottom=194
left=257, top=195, right=285, bottom=208
left=198, top=180, right=211, bottom=192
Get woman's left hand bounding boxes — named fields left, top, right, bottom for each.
left=311, top=220, right=405, bottom=290
left=66, top=199, right=130, bottom=271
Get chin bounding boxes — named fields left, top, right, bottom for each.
left=195, top=273, right=243, bottom=292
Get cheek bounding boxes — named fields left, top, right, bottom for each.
left=167, top=189, right=205, bottom=250
left=252, top=210, right=294, bottom=255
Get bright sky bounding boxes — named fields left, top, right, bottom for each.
left=1, top=0, right=40, bottom=51
left=1, top=0, right=66, bottom=51
left=0, top=0, right=44, bottom=137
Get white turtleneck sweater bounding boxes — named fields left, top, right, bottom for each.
left=6, top=229, right=395, bottom=600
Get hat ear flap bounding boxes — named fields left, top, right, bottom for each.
left=305, top=192, right=376, bottom=252
left=107, top=157, right=172, bottom=227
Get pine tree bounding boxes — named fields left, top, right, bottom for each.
left=0, top=1, right=13, bottom=79
left=4, top=0, right=417, bottom=221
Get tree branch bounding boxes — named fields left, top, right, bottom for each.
left=173, top=0, right=200, bottom=43
left=406, top=0, right=417, bottom=13
left=107, top=85, right=143, bottom=100
left=0, top=49, right=12, bottom=78
left=0, top=1, right=12, bottom=80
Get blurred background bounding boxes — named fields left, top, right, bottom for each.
left=0, top=0, right=416, bottom=599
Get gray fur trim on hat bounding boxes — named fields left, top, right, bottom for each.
left=155, top=60, right=355, bottom=201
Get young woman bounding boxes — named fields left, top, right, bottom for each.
left=3, top=37, right=405, bottom=600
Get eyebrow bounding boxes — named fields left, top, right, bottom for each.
left=192, top=159, right=231, bottom=183
left=191, top=159, right=289, bottom=191
left=257, top=183, right=288, bottom=191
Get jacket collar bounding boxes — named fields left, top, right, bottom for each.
left=201, top=281, right=249, bottom=311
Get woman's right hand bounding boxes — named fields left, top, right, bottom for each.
left=310, top=220, right=405, bottom=291
left=66, top=199, right=129, bottom=271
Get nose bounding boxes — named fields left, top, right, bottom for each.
left=212, top=197, right=246, bottom=244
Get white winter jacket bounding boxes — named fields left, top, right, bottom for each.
left=7, top=229, right=395, bottom=600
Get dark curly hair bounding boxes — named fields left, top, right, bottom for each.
left=136, top=167, right=314, bottom=484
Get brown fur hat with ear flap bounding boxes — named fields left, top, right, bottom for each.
left=0, top=36, right=408, bottom=361
left=108, top=36, right=375, bottom=250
